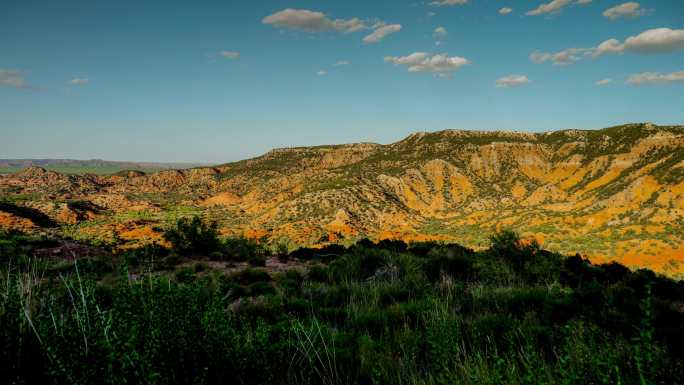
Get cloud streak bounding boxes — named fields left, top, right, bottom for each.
left=496, top=75, right=531, bottom=87
left=0, top=69, right=27, bottom=89
left=220, top=51, right=240, bottom=59
left=262, top=9, right=365, bottom=33
left=527, top=0, right=572, bottom=16
left=627, top=70, right=684, bottom=85
left=363, top=24, right=401, bottom=44
left=603, top=2, right=646, bottom=20
left=384, top=52, right=469, bottom=78
left=69, top=78, right=89, bottom=85
left=430, top=0, right=468, bottom=6
left=530, top=48, right=592, bottom=65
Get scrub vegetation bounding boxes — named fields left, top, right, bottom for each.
left=1, top=216, right=683, bottom=384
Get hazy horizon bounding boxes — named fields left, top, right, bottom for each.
left=1, top=121, right=680, bottom=164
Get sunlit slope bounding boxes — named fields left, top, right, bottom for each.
left=1, top=123, right=683, bottom=277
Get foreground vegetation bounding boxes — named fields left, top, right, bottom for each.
left=1, top=217, right=683, bottom=384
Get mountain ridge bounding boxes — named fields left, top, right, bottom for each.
left=0, top=158, right=207, bottom=175
left=1, top=123, right=683, bottom=277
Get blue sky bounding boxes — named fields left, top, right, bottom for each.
left=1, top=0, right=683, bottom=163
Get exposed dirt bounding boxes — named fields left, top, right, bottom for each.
left=2, top=123, right=684, bottom=277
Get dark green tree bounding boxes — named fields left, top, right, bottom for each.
left=163, top=216, right=221, bottom=256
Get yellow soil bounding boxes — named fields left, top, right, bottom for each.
left=202, top=191, right=242, bottom=206
left=0, top=212, right=38, bottom=231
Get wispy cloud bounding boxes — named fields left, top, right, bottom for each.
left=220, top=51, right=240, bottom=59
left=595, top=78, right=613, bottom=86
left=430, top=0, right=468, bottom=6
left=527, top=0, right=572, bottom=16
left=496, top=74, right=531, bottom=87
left=530, top=48, right=593, bottom=65
left=433, top=26, right=447, bottom=45
left=334, top=60, right=351, bottom=66
left=316, top=70, right=327, bottom=76
left=0, top=69, right=28, bottom=89
left=499, top=7, right=513, bottom=15
left=384, top=52, right=469, bottom=79
left=627, top=70, right=684, bottom=85
left=603, top=2, right=646, bottom=20
left=363, top=24, right=402, bottom=44
left=68, top=78, right=89, bottom=85
left=262, top=9, right=365, bottom=33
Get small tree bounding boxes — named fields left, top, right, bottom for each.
left=163, top=216, right=221, bottom=256
left=489, top=230, right=538, bottom=273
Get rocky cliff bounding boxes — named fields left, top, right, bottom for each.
left=2, top=123, right=683, bottom=277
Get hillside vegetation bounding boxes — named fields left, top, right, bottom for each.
left=1, top=123, right=683, bottom=277
left=1, top=218, right=683, bottom=384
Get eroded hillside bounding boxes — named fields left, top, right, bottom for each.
left=1, top=123, right=683, bottom=277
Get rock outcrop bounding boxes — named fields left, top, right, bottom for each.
left=2, top=123, right=683, bottom=277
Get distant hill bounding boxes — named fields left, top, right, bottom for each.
left=0, top=159, right=208, bottom=175
left=1, top=123, right=683, bottom=277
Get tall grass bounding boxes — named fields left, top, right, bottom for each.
left=1, top=230, right=683, bottom=384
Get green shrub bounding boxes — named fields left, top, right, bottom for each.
left=232, top=268, right=271, bottom=285
left=2, top=232, right=683, bottom=385
left=159, top=252, right=183, bottom=270
left=224, top=237, right=264, bottom=262
left=248, top=281, right=276, bottom=297
left=307, top=265, right=329, bottom=282
left=175, top=266, right=196, bottom=283
left=164, top=216, right=221, bottom=256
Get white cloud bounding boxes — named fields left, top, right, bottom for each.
left=334, top=60, right=350, bottom=66
left=69, top=78, right=89, bottom=85
left=603, top=2, right=646, bottom=20
left=0, top=69, right=27, bottom=89
left=384, top=52, right=469, bottom=78
left=499, top=7, right=513, bottom=15
left=577, top=0, right=592, bottom=4
left=530, top=48, right=592, bottom=65
left=592, top=38, right=625, bottom=57
left=363, top=24, right=401, bottom=44
left=594, top=28, right=684, bottom=57
left=220, top=51, right=240, bottom=59
left=430, top=0, right=468, bottom=6
left=433, top=26, right=448, bottom=40
left=595, top=78, right=613, bottom=86
left=533, top=28, right=684, bottom=65
left=496, top=74, right=531, bottom=87
left=317, top=70, right=327, bottom=76
left=527, top=0, right=573, bottom=16
left=262, top=9, right=366, bottom=33
left=530, top=51, right=552, bottom=63
left=623, top=28, right=684, bottom=54
left=627, top=70, right=684, bottom=85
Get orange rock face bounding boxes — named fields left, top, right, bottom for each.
left=1, top=123, right=683, bottom=278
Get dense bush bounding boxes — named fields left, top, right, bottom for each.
left=1, top=228, right=683, bottom=384
left=223, top=236, right=265, bottom=262
left=164, top=216, right=221, bottom=255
